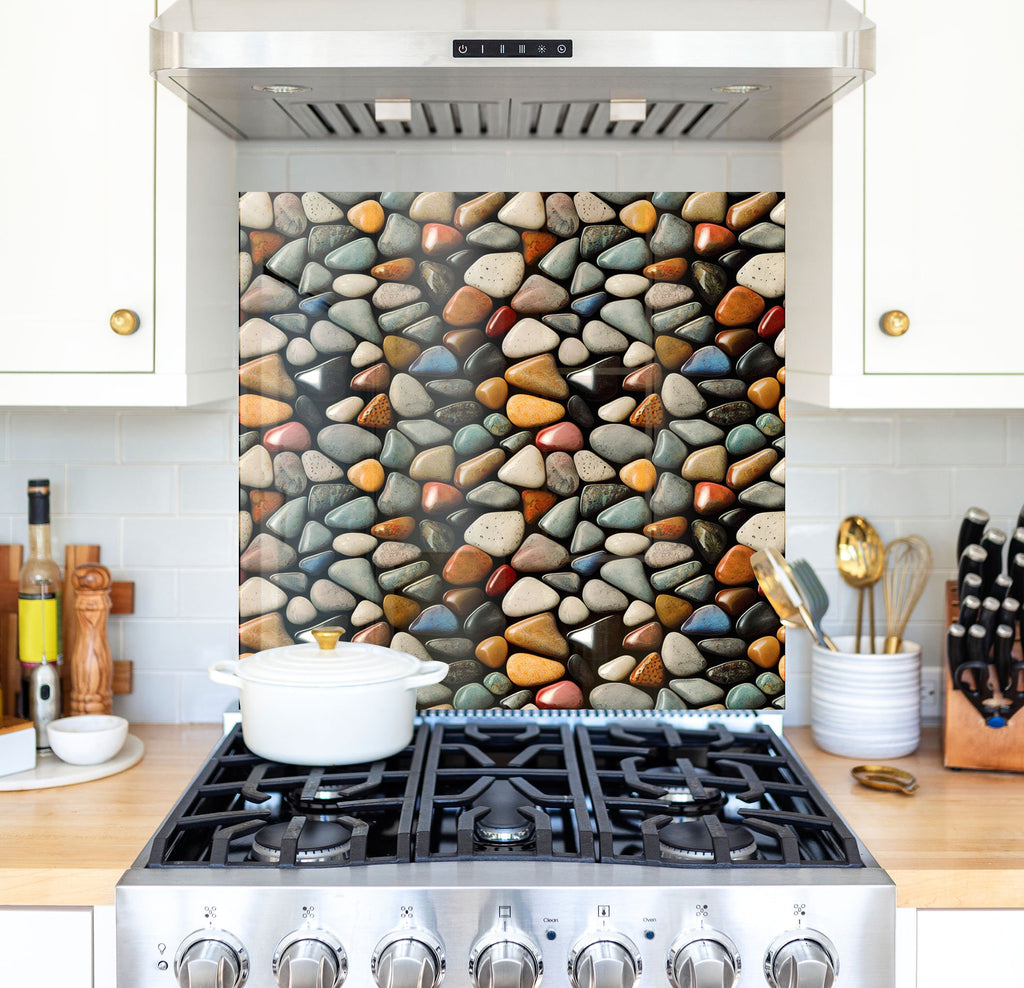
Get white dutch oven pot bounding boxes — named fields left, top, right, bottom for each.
left=209, top=627, right=447, bottom=765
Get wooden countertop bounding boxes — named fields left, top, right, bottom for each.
left=0, top=724, right=1019, bottom=909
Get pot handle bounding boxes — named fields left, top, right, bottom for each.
left=209, top=660, right=243, bottom=689
left=404, top=660, right=449, bottom=690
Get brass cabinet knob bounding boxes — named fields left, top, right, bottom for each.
left=880, top=310, right=910, bottom=336
left=109, top=309, right=140, bottom=336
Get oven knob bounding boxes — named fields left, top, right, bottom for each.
left=372, top=932, right=445, bottom=988
left=274, top=932, right=347, bottom=988
left=764, top=931, right=838, bottom=988
left=568, top=934, right=641, bottom=988
left=174, top=930, right=249, bottom=988
left=471, top=938, right=543, bottom=988
left=668, top=932, right=740, bottom=988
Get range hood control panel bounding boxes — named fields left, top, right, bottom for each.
left=452, top=40, right=573, bottom=58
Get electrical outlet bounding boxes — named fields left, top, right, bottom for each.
left=920, top=667, right=942, bottom=720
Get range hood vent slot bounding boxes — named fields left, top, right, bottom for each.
left=513, top=100, right=736, bottom=139
left=279, top=99, right=737, bottom=141
left=282, top=100, right=505, bottom=139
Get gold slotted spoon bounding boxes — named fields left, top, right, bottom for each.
left=836, top=516, right=886, bottom=653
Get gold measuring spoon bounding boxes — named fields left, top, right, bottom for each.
left=837, top=516, right=886, bottom=653
left=851, top=765, right=919, bottom=795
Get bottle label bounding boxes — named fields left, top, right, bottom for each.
left=18, top=594, right=62, bottom=667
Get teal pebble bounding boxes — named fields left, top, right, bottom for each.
left=483, top=672, right=513, bottom=696
left=726, top=682, right=768, bottom=709
left=454, top=683, right=495, bottom=710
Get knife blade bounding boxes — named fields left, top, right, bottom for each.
left=980, top=528, right=1008, bottom=589
left=957, top=506, right=990, bottom=561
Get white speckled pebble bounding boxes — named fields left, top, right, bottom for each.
left=239, top=318, right=286, bottom=360
left=498, top=445, right=546, bottom=489
left=623, top=600, right=657, bottom=627
left=302, top=450, right=345, bottom=482
left=597, top=396, right=636, bottom=423
left=498, top=192, right=546, bottom=230
left=770, top=458, right=785, bottom=484
left=350, top=600, right=385, bottom=626
left=239, top=445, right=273, bottom=488
left=605, top=274, right=649, bottom=297
left=239, top=252, right=253, bottom=293
left=573, top=192, right=616, bottom=223
left=333, top=274, right=378, bottom=297
left=573, top=449, right=616, bottom=482
left=350, top=342, right=384, bottom=369
left=239, top=512, right=253, bottom=552
left=285, top=337, right=317, bottom=367
left=736, top=510, right=786, bottom=552
left=300, top=191, right=345, bottom=224
left=558, top=337, right=590, bottom=366
left=501, top=318, right=560, bottom=358
left=598, top=655, right=637, bottom=682
left=285, top=597, right=317, bottom=626
left=464, top=510, right=526, bottom=556
left=464, top=252, right=526, bottom=299
left=605, top=533, right=650, bottom=556
left=239, top=577, right=286, bottom=618
left=501, top=576, right=560, bottom=617
left=622, top=341, right=655, bottom=368
left=558, top=596, right=590, bottom=625
left=239, top=192, right=273, bottom=230
left=774, top=328, right=785, bottom=359
left=770, top=198, right=786, bottom=226
left=333, top=533, right=379, bottom=556
left=325, top=396, right=365, bottom=423
left=736, top=251, right=785, bottom=298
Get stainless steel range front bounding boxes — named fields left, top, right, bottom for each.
left=116, top=711, right=894, bottom=988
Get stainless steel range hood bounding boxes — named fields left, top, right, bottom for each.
left=151, top=0, right=874, bottom=142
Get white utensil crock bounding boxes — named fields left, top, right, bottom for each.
left=209, top=629, right=447, bottom=765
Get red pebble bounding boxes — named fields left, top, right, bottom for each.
left=485, top=564, right=517, bottom=597
left=535, top=680, right=584, bottom=710
left=485, top=305, right=517, bottom=339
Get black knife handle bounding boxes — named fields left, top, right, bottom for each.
left=990, top=573, right=1014, bottom=603
left=964, top=624, right=993, bottom=698
left=1009, top=527, right=1024, bottom=568
left=947, top=623, right=966, bottom=687
left=957, top=506, right=990, bottom=561
left=961, top=572, right=984, bottom=604
left=995, top=623, right=1016, bottom=694
left=980, top=528, right=1008, bottom=588
left=978, top=596, right=1002, bottom=646
left=998, top=596, right=1020, bottom=630
left=1011, top=553, right=1024, bottom=604
left=958, top=545, right=988, bottom=598
left=958, top=594, right=982, bottom=628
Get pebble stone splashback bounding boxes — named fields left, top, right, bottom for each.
left=237, top=190, right=787, bottom=714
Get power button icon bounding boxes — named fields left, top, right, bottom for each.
left=457, top=44, right=468, bottom=54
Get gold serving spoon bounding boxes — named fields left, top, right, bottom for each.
left=836, top=516, right=886, bottom=652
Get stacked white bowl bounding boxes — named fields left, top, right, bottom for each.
left=810, top=635, right=921, bottom=759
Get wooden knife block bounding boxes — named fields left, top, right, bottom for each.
left=943, top=580, right=1024, bottom=772
left=0, top=545, right=134, bottom=718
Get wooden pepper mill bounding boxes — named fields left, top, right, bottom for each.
left=69, top=564, right=113, bottom=715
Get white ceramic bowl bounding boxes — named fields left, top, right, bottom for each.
left=47, top=715, right=128, bottom=765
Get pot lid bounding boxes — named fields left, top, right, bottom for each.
left=237, top=628, right=425, bottom=687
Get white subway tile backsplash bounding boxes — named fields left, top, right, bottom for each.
left=179, top=672, right=239, bottom=725
left=121, top=412, right=230, bottom=463
left=67, top=465, right=176, bottom=515
left=113, top=671, right=181, bottom=724
left=782, top=468, right=839, bottom=518
left=787, top=409, right=893, bottom=465
left=180, top=465, right=239, bottom=515
left=9, top=413, right=117, bottom=462
left=950, top=467, right=1024, bottom=524
left=179, top=568, right=237, bottom=619
left=119, top=568, right=180, bottom=619
left=0, top=464, right=66, bottom=513
left=844, top=467, right=951, bottom=518
left=898, top=414, right=1006, bottom=465
left=123, top=517, right=233, bottom=568
left=124, top=618, right=237, bottom=672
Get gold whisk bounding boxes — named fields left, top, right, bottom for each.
left=882, top=535, right=933, bottom=653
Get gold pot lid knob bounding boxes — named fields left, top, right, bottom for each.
left=109, top=309, right=140, bottom=336
left=311, top=627, right=345, bottom=650
left=880, top=310, right=910, bottom=336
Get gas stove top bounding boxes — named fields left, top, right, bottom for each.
left=117, top=712, right=895, bottom=988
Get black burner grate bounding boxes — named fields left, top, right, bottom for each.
left=143, top=719, right=862, bottom=870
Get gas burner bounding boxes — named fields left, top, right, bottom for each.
left=472, top=780, right=536, bottom=845
left=250, top=820, right=352, bottom=864
left=286, top=785, right=353, bottom=819
left=656, top=785, right=728, bottom=818
left=658, top=821, right=758, bottom=863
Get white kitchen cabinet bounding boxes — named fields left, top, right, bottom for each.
left=784, top=0, right=1024, bottom=408
left=916, top=910, right=1024, bottom=985
left=0, top=907, right=94, bottom=987
left=0, top=0, right=236, bottom=406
